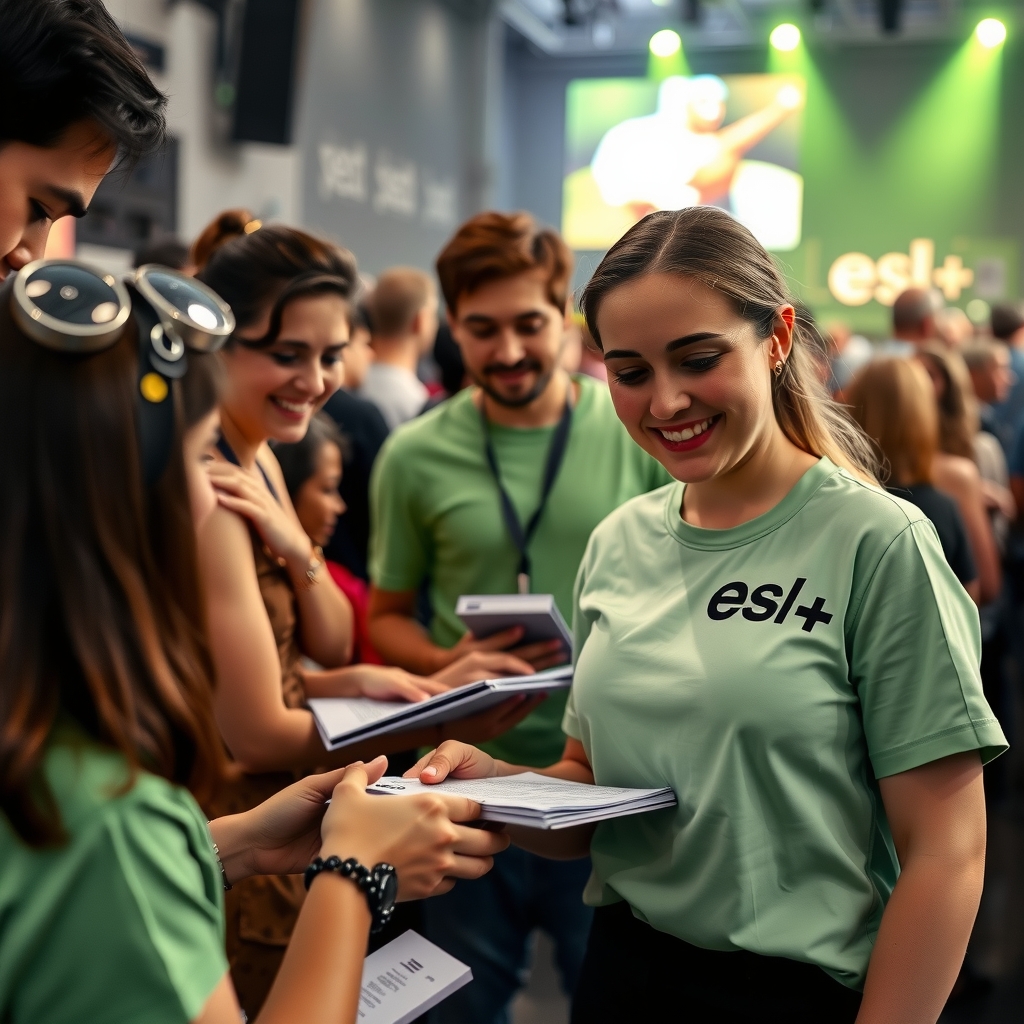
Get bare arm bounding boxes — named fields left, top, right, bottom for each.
left=935, top=458, right=1001, bottom=604
left=407, top=738, right=597, bottom=859
left=195, top=761, right=510, bottom=1024
left=855, top=752, right=986, bottom=1024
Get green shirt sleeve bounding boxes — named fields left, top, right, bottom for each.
left=849, top=518, right=1007, bottom=779
left=369, top=435, right=431, bottom=592
left=4, top=779, right=227, bottom=1024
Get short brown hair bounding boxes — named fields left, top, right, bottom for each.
left=368, top=267, right=435, bottom=335
left=436, top=211, right=573, bottom=316
left=846, top=357, right=937, bottom=486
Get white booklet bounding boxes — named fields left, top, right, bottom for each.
left=358, top=930, right=471, bottom=1024
left=456, top=593, right=572, bottom=652
left=308, top=665, right=573, bottom=751
left=367, top=772, right=676, bottom=830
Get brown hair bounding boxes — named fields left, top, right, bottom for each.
left=436, top=211, right=572, bottom=316
left=846, top=358, right=938, bottom=486
left=197, top=223, right=358, bottom=348
left=190, top=208, right=261, bottom=271
left=581, top=208, right=878, bottom=480
left=0, top=305, right=224, bottom=846
left=915, top=343, right=978, bottom=459
left=368, top=267, right=435, bottom=336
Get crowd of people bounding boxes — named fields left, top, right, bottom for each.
left=0, top=2, right=1020, bottom=1024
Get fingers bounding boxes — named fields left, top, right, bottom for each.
left=475, top=626, right=525, bottom=651
left=415, top=676, right=453, bottom=696
left=451, top=822, right=510, bottom=857
left=417, top=741, right=495, bottom=783
left=431, top=793, right=482, bottom=822
left=362, top=755, right=389, bottom=786
left=445, top=853, right=496, bottom=880
left=510, top=638, right=567, bottom=664
left=496, top=694, right=546, bottom=727
left=405, top=749, right=437, bottom=778
left=302, top=765, right=351, bottom=799
left=335, top=761, right=370, bottom=794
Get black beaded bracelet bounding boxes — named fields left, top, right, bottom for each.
left=304, top=855, right=367, bottom=891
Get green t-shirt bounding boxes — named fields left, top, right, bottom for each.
left=370, top=375, right=670, bottom=765
left=0, top=731, right=228, bottom=1024
left=564, top=457, right=1007, bottom=989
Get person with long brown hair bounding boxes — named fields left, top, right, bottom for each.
left=402, top=207, right=1005, bottom=1024
left=846, top=357, right=978, bottom=599
left=915, top=343, right=1002, bottom=604
left=0, top=263, right=506, bottom=1024
left=193, top=218, right=539, bottom=1015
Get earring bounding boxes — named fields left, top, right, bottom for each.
left=774, top=361, right=784, bottom=377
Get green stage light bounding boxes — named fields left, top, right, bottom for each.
left=649, top=28, right=682, bottom=57
left=770, top=23, right=802, bottom=51
left=975, top=18, right=1006, bottom=47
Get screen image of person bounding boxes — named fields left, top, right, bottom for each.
left=563, top=74, right=805, bottom=253
left=406, top=206, right=1006, bottom=1024
left=366, top=210, right=671, bottom=1023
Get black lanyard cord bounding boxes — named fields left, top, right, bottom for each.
left=481, top=398, right=573, bottom=594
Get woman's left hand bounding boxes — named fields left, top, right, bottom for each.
left=344, top=665, right=450, bottom=702
left=208, top=756, right=389, bottom=883
left=207, top=461, right=312, bottom=572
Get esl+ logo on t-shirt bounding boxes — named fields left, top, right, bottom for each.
left=706, top=577, right=833, bottom=633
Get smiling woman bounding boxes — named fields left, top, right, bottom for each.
left=0, top=0, right=166, bottom=278
left=406, top=206, right=1006, bottom=1024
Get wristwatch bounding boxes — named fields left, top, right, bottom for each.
left=304, top=856, right=398, bottom=933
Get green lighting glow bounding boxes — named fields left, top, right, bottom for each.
left=770, top=24, right=802, bottom=51
left=976, top=18, right=1007, bottom=47
left=649, top=29, right=682, bottom=57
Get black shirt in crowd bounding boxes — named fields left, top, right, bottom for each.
left=322, top=388, right=390, bottom=580
left=887, top=483, right=977, bottom=586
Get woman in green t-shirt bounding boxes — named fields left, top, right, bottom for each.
left=0, top=267, right=507, bottom=1024
left=406, top=207, right=1006, bottom=1024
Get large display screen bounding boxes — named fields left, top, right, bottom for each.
left=562, top=74, right=806, bottom=252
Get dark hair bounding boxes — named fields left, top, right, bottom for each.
left=0, top=0, right=165, bottom=161
left=0, top=299, right=224, bottom=847
left=433, top=322, right=466, bottom=397
left=134, top=237, right=191, bottom=271
left=990, top=303, right=1024, bottom=340
left=436, top=211, right=573, bottom=316
left=197, top=222, right=358, bottom=348
left=581, top=207, right=877, bottom=479
left=272, top=413, right=348, bottom=502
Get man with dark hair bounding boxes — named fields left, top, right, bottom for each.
left=0, top=0, right=166, bottom=278
left=367, top=211, right=670, bottom=1023
left=891, top=287, right=944, bottom=346
left=988, top=303, right=1024, bottom=456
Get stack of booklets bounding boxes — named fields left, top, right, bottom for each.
left=366, top=772, right=677, bottom=830
left=308, top=665, right=573, bottom=751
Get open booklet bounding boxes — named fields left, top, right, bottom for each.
left=307, top=665, right=573, bottom=751
left=358, top=930, right=471, bottom=1024
left=367, top=772, right=676, bottom=830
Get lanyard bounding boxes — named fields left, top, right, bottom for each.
left=480, top=398, right=573, bottom=594
left=216, top=434, right=280, bottom=504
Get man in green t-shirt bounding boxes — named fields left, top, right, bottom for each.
left=367, top=211, right=668, bottom=1023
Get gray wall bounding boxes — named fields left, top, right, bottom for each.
left=298, top=0, right=496, bottom=275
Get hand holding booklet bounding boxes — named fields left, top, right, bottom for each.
left=308, top=665, right=573, bottom=751
left=456, top=593, right=572, bottom=651
left=367, top=772, right=676, bottom=829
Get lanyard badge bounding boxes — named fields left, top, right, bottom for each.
left=8, top=259, right=235, bottom=484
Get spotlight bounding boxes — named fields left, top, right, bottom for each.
left=769, top=23, right=801, bottom=50
left=975, top=18, right=1006, bottom=47
left=649, top=28, right=682, bottom=56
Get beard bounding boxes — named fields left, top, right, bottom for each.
left=471, top=358, right=556, bottom=409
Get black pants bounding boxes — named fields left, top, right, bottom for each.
left=571, top=901, right=863, bottom=1024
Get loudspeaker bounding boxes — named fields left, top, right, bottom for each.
left=231, top=0, right=301, bottom=145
